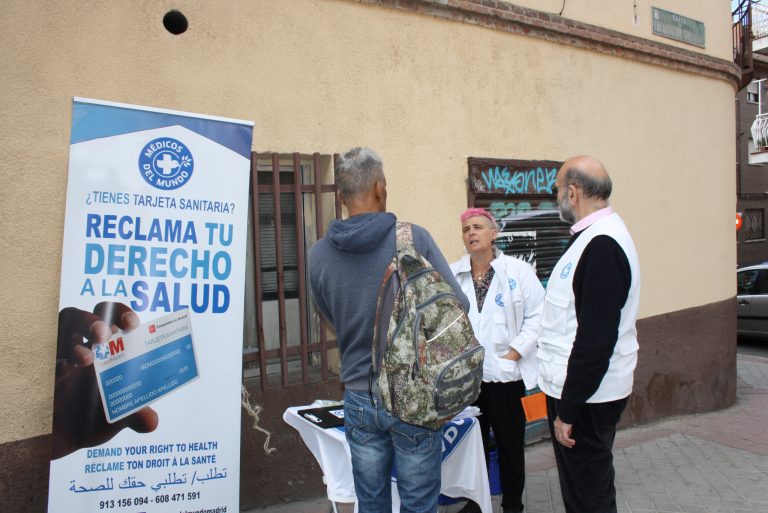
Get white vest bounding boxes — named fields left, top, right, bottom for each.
left=537, top=213, right=641, bottom=402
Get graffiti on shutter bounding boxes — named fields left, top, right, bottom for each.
left=468, top=158, right=570, bottom=287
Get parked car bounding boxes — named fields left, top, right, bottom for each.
left=737, top=264, right=768, bottom=339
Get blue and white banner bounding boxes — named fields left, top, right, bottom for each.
left=48, top=98, right=253, bottom=513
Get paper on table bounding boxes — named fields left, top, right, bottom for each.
left=452, top=406, right=481, bottom=420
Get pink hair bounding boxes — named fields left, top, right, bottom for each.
left=460, top=208, right=496, bottom=226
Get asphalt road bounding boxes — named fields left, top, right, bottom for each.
left=737, top=336, right=768, bottom=357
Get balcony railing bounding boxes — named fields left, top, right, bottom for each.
left=753, top=2, right=768, bottom=40
left=734, top=0, right=754, bottom=89
left=752, top=112, right=768, bottom=148
left=750, top=79, right=768, bottom=163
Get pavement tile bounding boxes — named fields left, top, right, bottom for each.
left=621, top=487, right=652, bottom=499
left=650, top=501, right=682, bottom=511
left=244, top=355, right=768, bottom=513
left=678, top=505, right=708, bottom=513
left=666, top=493, right=700, bottom=504
left=627, top=499, right=659, bottom=509
left=707, top=507, right=739, bottom=513
left=723, top=498, right=755, bottom=508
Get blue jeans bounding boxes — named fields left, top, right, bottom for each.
left=343, top=388, right=442, bottom=513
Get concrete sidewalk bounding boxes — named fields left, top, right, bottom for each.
left=246, top=354, right=768, bottom=513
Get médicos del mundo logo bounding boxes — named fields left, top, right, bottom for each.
left=138, top=137, right=194, bottom=190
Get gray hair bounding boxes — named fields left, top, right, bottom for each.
left=335, top=147, right=385, bottom=200
left=480, top=215, right=499, bottom=231
left=563, top=166, right=612, bottom=200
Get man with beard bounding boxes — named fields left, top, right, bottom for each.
left=538, top=155, right=641, bottom=513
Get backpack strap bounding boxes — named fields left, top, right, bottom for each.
left=396, top=221, right=416, bottom=255
left=371, top=261, right=396, bottom=374
left=369, top=221, right=412, bottom=396
left=395, top=221, right=421, bottom=280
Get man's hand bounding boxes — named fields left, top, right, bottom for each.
left=553, top=416, right=575, bottom=448
left=52, top=302, right=158, bottom=459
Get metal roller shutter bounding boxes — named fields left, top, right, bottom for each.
left=468, top=158, right=570, bottom=286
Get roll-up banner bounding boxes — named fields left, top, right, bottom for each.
left=48, top=98, right=253, bottom=513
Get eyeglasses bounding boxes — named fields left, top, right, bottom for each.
left=552, top=183, right=581, bottom=195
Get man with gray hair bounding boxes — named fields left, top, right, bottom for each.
left=308, top=147, right=468, bottom=513
left=538, top=155, right=641, bottom=513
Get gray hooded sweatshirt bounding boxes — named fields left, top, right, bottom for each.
left=308, top=212, right=469, bottom=390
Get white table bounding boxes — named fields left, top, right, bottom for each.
left=283, top=406, right=492, bottom=513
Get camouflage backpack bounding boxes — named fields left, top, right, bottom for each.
left=370, top=222, right=484, bottom=430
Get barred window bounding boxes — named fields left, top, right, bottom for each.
left=243, top=153, right=341, bottom=389
left=744, top=208, right=765, bottom=241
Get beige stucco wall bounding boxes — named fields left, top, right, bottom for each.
left=511, top=0, right=733, bottom=60
left=0, top=0, right=735, bottom=443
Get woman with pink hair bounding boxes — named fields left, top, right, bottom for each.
left=449, top=208, right=545, bottom=513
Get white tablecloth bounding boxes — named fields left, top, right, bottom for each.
left=283, top=406, right=492, bottom=513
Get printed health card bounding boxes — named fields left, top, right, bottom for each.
left=93, top=309, right=199, bottom=422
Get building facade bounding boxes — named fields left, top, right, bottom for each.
left=738, top=71, right=768, bottom=266
left=737, top=2, right=768, bottom=266
left=0, top=1, right=739, bottom=510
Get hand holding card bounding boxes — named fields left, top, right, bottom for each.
left=51, top=302, right=159, bottom=460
